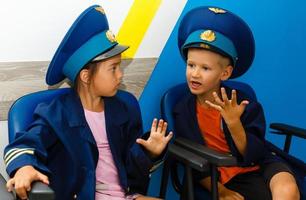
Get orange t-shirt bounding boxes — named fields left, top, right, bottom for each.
left=196, top=102, right=259, bottom=184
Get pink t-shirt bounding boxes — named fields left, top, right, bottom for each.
left=84, top=109, right=136, bottom=200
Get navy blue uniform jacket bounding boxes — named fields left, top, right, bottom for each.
left=4, top=90, right=154, bottom=199
left=173, top=86, right=305, bottom=189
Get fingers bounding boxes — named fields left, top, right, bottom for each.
left=205, top=100, right=222, bottom=111
left=151, top=119, right=168, bottom=135
left=165, top=131, right=173, bottom=143
left=14, top=180, right=30, bottom=200
left=36, top=171, right=50, bottom=185
left=6, top=166, right=49, bottom=200
left=160, top=121, right=168, bottom=135
left=150, top=118, right=158, bottom=133
left=6, top=178, right=15, bottom=192
left=221, top=87, right=229, bottom=104
left=231, top=89, right=237, bottom=106
left=241, top=100, right=249, bottom=106
left=212, top=92, right=224, bottom=106
left=156, top=119, right=164, bottom=133
left=136, top=138, right=147, bottom=147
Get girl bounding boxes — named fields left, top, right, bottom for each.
left=4, top=5, right=172, bottom=200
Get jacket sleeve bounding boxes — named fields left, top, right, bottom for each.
left=234, top=101, right=267, bottom=166
left=4, top=115, right=58, bottom=177
left=123, top=105, right=154, bottom=194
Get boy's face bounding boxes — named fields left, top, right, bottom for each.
left=83, top=54, right=123, bottom=97
left=186, top=48, right=233, bottom=97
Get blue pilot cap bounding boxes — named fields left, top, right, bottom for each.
left=182, top=29, right=238, bottom=66
left=46, top=5, right=128, bottom=85
left=178, top=6, right=255, bottom=78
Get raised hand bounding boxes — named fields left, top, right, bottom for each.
left=6, top=165, right=49, bottom=200
left=205, top=87, right=249, bottom=126
left=136, top=119, right=173, bottom=158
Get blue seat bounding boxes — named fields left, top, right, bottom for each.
left=159, top=81, right=306, bottom=200
left=8, top=88, right=71, bottom=143
left=1, top=88, right=142, bottom=200
left=1, top=88, right=71, bottom=200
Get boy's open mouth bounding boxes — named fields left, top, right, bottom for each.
left=190, top=80, right=202, bottom=88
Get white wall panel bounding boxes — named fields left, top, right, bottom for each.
left=0, top=0, right=133, bottom=62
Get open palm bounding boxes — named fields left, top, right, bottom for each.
left=136, top=119, right=173, bottom=158
left=205, top=87, right=249, bottom=125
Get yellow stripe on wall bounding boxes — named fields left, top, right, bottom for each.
left=116, top=0, right=162, bottom=58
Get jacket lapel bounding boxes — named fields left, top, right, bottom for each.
left=63, top=90, right=97, bottom=145
left=185, top=94, right=206, bottom=144
left=103, top=96, right=129, bottom=181
left=104, top=96, right=129, bottom=148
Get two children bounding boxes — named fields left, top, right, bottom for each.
left=173, top=6, right=304, bottom=200
left=4, top=4, right=305, bottom=200
left=4, top=5, right=172, bottom=200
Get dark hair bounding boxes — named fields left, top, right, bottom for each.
left=73, top=62, right=99, bottom=92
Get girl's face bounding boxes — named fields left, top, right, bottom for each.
left=186, top=48, right=232, bottom=100
left=88, top=54, right=123, bottom=97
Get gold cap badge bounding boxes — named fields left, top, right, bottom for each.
left=95, top=6, right=105, bottom=14
left=200, top=30, right=216, bottom=42
left=208, top=8, right=226, bottom=14
left=106, top=30, right=117, bottom=43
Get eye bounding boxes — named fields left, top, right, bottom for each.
left=187, top=63, right=195, bottom=68
left=110, top=65, right=117, bottom=72
left=202, top=66, right=210, bottom=71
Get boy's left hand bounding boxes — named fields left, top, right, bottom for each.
left=205, top=87, right=249, bottom=126
left=136, top=119, right=173, bottom=158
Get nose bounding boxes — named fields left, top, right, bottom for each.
left=117, top=67, right=123, bottom=81
left=191, top=66, right=200, bottom=77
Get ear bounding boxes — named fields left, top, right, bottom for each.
left=221, top=65, right=233, bottom=81
left=79, top=69, right=90, bottom=84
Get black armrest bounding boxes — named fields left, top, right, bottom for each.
left=174, top=137, right=237, bottom=166
left=159, top=142, right=209, bottom=198
left=168, top=143, right=208, bottom=172
left=0, top=174, right=14, bottom=200
left=270, top=123, right=306, bottom=139
left=28, top=182, right=55, bottom=200
left=161, top=143, right=209, bottom=200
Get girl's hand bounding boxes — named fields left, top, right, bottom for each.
left=136, top=119, right=173, bottom=158
left=6, top=165, right=49, bottom=200
left=205, top=87, right=249, bottom=126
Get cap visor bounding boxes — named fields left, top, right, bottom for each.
left=92, top=44, right=129, bottom=62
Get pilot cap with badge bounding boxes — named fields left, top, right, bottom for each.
left=178, top=6, right=255, bottom=78
left=46, top=5, right=128, bottom=85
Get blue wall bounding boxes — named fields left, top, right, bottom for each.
left=142, top=0, right=306, bottom=198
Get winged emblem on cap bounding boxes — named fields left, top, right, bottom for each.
left=209, top=8, right=226, bottom=14
left=95, top=6, right=105, bottom=14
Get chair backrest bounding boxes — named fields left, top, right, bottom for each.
left=8, top=88, right=71, bottom=143
left=8, top=88, right=140, bottom=143
left=161, top=80, right=257, bottom=132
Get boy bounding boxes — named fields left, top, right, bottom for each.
left=173, top=6, right=304, bottom=200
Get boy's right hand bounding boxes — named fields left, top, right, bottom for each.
left=6, top=165, right=49, bottom=200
